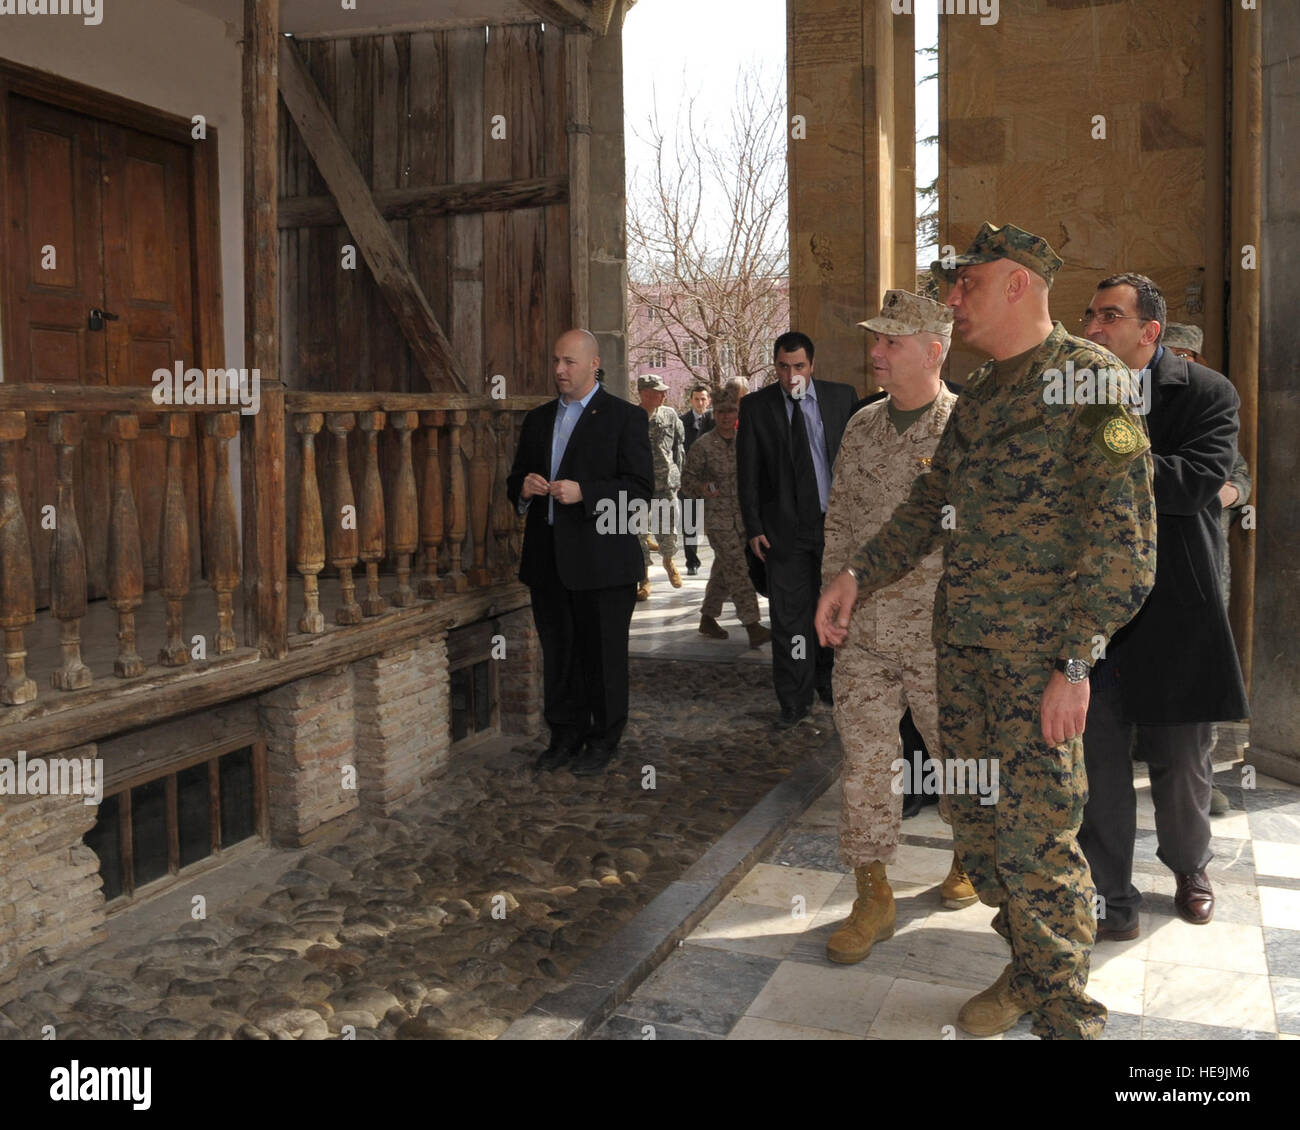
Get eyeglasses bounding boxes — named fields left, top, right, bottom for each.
left=1079, top=311, right=1147, bottom=327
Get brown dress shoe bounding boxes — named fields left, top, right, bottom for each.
left=1096, top=921, right=1140, bottom=942
left=1174, top=870, right=1214, bottom=925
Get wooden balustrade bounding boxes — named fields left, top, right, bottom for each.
left=48, top=413, right=91, bottom=690
left=106, top=412, right=145, bottom=678
left=0, top=411, right=37, bottom=705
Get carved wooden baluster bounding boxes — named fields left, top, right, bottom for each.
left=418, top=410, right=445, bottom=599
left=106, top=413, right=145, bottom=677
left=467, top=409, right=493, bottom=587
left=357, top=411, right=387, bottom=616
left=388, top=411, right=419, bottom=607
left=205, top=413, right=241, bottom=653
left=325, top=413, right=361, bottom=625
left=294, top=412, right=326, bottom=633
left=444, top=410, right=469, bottom=592
left=491, top=413, right=515, bottom=582
left=508, top=414, right=527, bottom=566
left=158, top=414, right=191, bottom=667
left=48, top=412, right=91, bottom=689
left=0, top=411, right=37, bottom=705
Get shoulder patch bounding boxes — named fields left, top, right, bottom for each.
left=1092, top=413, right=1149, bottom=466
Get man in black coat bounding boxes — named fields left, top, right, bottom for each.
left=507, top=329, right=653, bottom=776
left=737, top=331, right=856, bottom=727
left=680, top=383, right=714, bottom=575
left=1077, top=274, right=1249, bottom=934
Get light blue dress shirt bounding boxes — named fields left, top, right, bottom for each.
left=783, top=378, right=831, bottom=512
left=540, top=382, right=600, bottom=523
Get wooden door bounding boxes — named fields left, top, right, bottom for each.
left=3, top=94, right=201, bottom=604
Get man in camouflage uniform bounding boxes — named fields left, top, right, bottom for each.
left=636, top=375, right=685, bottom=598
left=816, top=223, right=1157, bottom=1039
left=681, top=382, right=771, bottom=647
left=820, top=291, right=977, bottom=967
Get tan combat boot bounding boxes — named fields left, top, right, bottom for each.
left=826, top=861, right=895, bottom=964
left=664, top=556, right=683, bottom=588
left=956, top=962, right=1028, bottom=1036
left=636, top=575, right=651, bottom=602
left=745, top=622, right=772, bottom=648
left=699, top=614, right=729, bottom=639
left=940, top=852, right=979, bottom=909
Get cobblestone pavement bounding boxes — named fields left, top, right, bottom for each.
left=0, top=643, right=829, bottom=1041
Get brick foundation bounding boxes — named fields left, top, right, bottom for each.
left=497, top=607, right=542, bottom=737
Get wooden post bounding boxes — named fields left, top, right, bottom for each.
left=444, top=410, right=469, bottom=592
left=388, top=411, right=420, bottom=608
left=326, top=413, right=362, bottom=625
left=0, top=411, right=37, bottom=705
left=105, top=413, right=145, bottom=678
left=293, top=412, right=326, bottom=633
left=356, top=411, right=388, bottom=616
left=418, top=410, right=445, bottom=599
left=565, top=30, right=592, bottom=328
left=48, top=412, right=92, bottom=690
left=241, top=0, right=287, bottom=660
left=158, top=414, right=192, bottom=668
left=491, top=413, right=516, bottom=582
left=467, top=410, right=493, bottom=587
left=205, top=413, right=242, bottom=654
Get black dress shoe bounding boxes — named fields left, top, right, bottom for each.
left=535, top=739, right=580, bottom=771
left=570, top=742, right=616, bottom=777
left=687, top=565, right=699, bottom=576
left=901, top=791, right=924, bottom=819
left=1174, top=870, right=1214, bottom=925
left=774, top=704, right=810, bottom=730
left=816, top=685, right=834, bottom=706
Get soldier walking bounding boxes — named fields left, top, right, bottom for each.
left=820, top=291, right=977, bottom=967
left=680, top=382, right=771, bottom=647
left=636, top=375, right=685, bottom=600
left=817, top=223, right=1156, bottom=1039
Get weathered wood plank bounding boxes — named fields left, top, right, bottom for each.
left=449, top=26, right=486, bottom=395
left=278, top=175, right=568, bottom=228
left=543, top=21, right=571, bottom=355
left=519, top=0, right=604, bottom=33
left=565, top=29, right=591, bottom=329
left=483, top=26, right=512, bottom=397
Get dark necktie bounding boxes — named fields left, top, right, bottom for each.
left=788, top=397, right=822, bottom=518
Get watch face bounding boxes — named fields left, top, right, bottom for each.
left=1065, top=659, right=1089, bottom=682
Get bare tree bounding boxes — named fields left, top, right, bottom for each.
left=627, top=67, right=788, bottom=390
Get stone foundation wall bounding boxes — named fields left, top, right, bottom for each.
left=497, top=607, right=543, bottom=736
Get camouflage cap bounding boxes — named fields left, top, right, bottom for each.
left=637, top=374, right=669, bottom=392
left=930, top=221, right=1065, bottom=288
left=1163, top=322, right=1204, bottom=353
left=859, top=289, right=954, bottom=337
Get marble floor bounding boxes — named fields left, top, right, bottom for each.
left=594, top=763, right=1300, bottom=1040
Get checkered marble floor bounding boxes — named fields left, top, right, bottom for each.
left=594, top=756, right=1300, bottom=1040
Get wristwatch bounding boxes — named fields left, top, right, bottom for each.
left=1055, top=657, right=1090, bottom=684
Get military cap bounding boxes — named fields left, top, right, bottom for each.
left=931, top=221, right=1065, bottom=288
left=1163, top=322, right=1204, bottom=353
left=637, top=374, right=669, bottom=392
left=859, top=290, right=954, bottom=337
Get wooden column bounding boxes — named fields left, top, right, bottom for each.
left=418, top=410, right=445, bottom=599
left=158, top=415, right=191, bottom=667
left=491, top=413, right=516, bottom=582
left=105, top=413, right=145, bottom=678
left=565, top=29, right=592, bottom=327
left=293, top=413, right=326, bottom=633
left=0, top=411, right=37, bottom=705
left=388, top=411, right=420, bottom=608
left=48, top=412, right=91, bottom=690
left=467, top=410, right=493, bottom=587
left=357, top=412, right=388, bottom=616
left=444, top=410, right=469, bottom=592
left=205, top=413, right=242, bottom=654
left=240, top=0, right=287, bottom=659
left=326, top=413, right=361, bottom=625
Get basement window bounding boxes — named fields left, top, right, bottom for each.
left=450, top=659, right=497, bottom=744
left=84, top=742, right=266, bottom=907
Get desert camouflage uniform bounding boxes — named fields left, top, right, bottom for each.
left=823, top=386, right=956, bottom=866
left=681, top=426, right=760, bottom=625
left=641, top=404, right=684, bottom=566
left=845, top=317, right=1157, bottom=1040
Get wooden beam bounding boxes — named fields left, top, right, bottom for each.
left=565, top=30, right=592, bottom=328
left=277, top=37, right=471, bottom=393
left=242, top=0, right=288, bottom=662
left=278, top=175, right=568, bottom=229
left=520, top=0, right=603, bottom=34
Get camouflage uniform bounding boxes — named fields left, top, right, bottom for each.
left=823, top=359, right=956, bottom=864
left=844, top=223, right=1157, bottom=1040
left=681, top=425, right=760, bottom=625
left=641, top=403, right=684, bottom=566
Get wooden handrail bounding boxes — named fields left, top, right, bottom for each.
left=285, top=391, right=551, bottom=413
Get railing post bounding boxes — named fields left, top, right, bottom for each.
left=48, top=412, right=91, bottom=690
left=0, top=411, right=37, bottom=705
left=357, top=411, right=388, bottom=616
left=158, top=414, right=192, bottom=667
left=418, top=410, right=445, bottom=599
left=468, top=409, right=492, bottom=587
left=326, top=412, right=362, bottom=625
left=389, top=410, right=419, bottom=607
left=491, top=412, right=516, bottom=583
left=206, top=412, right=242, bottom=654
left=445, top=409, right=469, bottom=592
left=294, top=412, right=326, bottom=633
left=106, top=413, right=145, bottom=678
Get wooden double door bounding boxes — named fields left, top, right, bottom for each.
left=3, top=90, right=204, bottom=607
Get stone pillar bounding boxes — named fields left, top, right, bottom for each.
left=259, top=667, right=359, bottom=845
left=497, top=608, right=542, bottom=737
left=1250, top=1, right=1300, bottom=784
left=353, top=637, right=451, bottom=813
left=587, top=1, right=629, bottom=394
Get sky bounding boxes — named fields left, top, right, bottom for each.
left=622, top=0, right=941, bottom=269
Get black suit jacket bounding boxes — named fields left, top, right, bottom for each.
left=681, top=408, right=714, bottom=452
left=1109, top=349, right=1249, bottom=724
left=506, top=387, right=653, bottom=590
left=736, top=378, right=857, bottom=551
